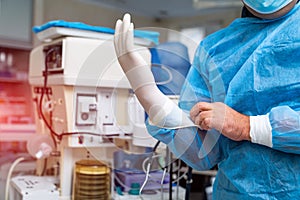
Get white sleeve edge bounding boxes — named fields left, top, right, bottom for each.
left=250, top=114, right=273, bottom=148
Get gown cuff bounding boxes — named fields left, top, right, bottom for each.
left=249, top=114, right=272, bottom=147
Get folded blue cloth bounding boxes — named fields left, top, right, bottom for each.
left=33, top=20, right=160, bottom=44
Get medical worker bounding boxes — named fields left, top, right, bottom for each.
left=114, top=0, right=300, bottom=199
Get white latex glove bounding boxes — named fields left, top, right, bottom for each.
left=114, top=13, right=155, bottom=91
left=114, top=13, right=139, bottom=72
left=114, top=13, right=196, bottom=129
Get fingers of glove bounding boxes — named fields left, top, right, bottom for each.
left=114, top=13, right=131, bottom=56
left=122, top=13, right=131, bottom=32
left=121, top=13, right=131, bottom=53
left=114, top=19, right=122, bottom=56
left=126, top=22, right=134, bottom=52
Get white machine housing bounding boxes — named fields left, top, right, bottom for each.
left=9, top=175, right=59, bottom=200
left=29, top=36, right=156, bottom=146
left=29, top=35, right=156, bottom=199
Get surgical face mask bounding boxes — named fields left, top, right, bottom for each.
left=243, top=0, right=293, bottom=14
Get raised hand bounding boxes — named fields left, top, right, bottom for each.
left=114, top=13, right=148, bottom=74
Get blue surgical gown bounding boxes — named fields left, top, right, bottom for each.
left=146, top=4, right=300, bottom=200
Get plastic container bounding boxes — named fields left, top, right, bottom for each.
left=72, top=159, right=111, bottom=200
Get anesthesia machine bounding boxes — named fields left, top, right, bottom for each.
left=23, top=22, right=158, bottom=200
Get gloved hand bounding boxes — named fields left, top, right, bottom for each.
left=190, top=102, right=250, bottom=141
left=114, top=13, right=134, bottom=70
left=114, top=13, right=155, bottom=92
left=114, top=13, right=156, bottom=112
left=113, top=13, right=196, bottom=129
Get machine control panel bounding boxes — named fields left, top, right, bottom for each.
left=76, top=94, right=97, bottom=126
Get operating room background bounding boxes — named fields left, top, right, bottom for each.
left=0, top=0, right=241, bottom=199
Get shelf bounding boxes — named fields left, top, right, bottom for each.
left=0, top=77, right=28, bottom=83
left=0, top=124, right=35, bottom=141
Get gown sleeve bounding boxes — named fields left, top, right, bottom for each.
left=269, top=106, right=300, bottom=154
left=250, top=105, right=300, bottom=154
